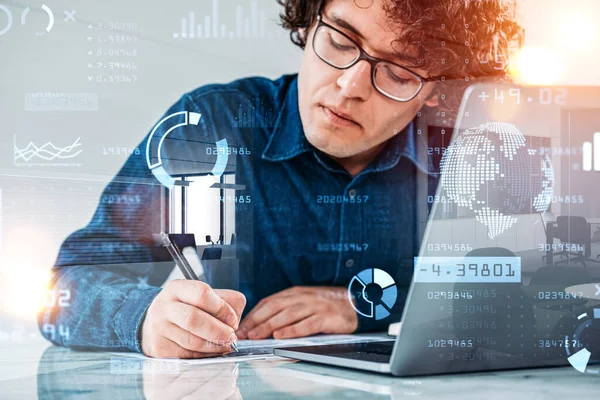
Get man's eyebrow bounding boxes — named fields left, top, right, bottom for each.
left=328, top=13, right=365, bottom=40
left=327, top=13, right=420, bottom=67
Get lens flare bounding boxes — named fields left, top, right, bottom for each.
left=0, top=225, right=58, bottom=321
left=510, top=47, right=564, bottom=86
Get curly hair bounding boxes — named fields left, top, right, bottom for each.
left=277, top=0, right=524, bottom=123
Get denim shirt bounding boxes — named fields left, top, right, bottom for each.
left=38, top=74, right=434, bottom=352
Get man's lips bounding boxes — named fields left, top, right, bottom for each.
left=321, top=105, right=360, bottom=127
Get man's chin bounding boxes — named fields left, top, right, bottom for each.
left=305, top=133, right=358, bottom=158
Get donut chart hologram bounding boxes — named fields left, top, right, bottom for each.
left=348, top=268, right=398, bottom=321
left=0, top=5, right=13, bottom=36
left=145, top=111, right=228, bottom=189
left=565, top=308, right=600, bottom=373
left=21, top=5, right=54, bottom=33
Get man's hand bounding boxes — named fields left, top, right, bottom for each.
left=141, top=280, right=246, bottom=358
left=143, top=362, right=241, bottom=400
left=236, top=286, right=357, bottom=340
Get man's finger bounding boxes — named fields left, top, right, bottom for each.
left=238, top=295, right=299, bottom=335
left=237, top=286, right=306, bottom=332
left=247, top=304, right=313, bottom=340
left=187, top=369, right=239, bottom=400
left=214, top=289, right=246, bottom=329
left=169, top=280, right=239, bottom=328
left=166, top=301, right=236, bottom=345
left=163, top=322, right=234, bottom=354
left=273, top=315, right=324, bottom=339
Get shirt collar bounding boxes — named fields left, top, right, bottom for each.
left=385, top=119, right=435, bottom=175
left=262, top=76, right=434, bottom=174
left=261, top=77, right=313, bottom=162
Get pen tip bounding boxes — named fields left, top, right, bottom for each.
left=231, top=342, right=239, bottom=352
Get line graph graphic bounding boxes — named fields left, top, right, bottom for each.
left=14, top=135, right=83, bottom=167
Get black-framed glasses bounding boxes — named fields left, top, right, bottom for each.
left=313, top=15, right=444, bottom=102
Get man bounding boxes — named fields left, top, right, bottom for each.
left=39, top=0, right=522, bottom=358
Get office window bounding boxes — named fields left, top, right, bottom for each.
left=170, top=183, right=183, bottom=233
left=171, top=175, right=236, bottom=245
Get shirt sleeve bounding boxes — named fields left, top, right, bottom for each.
left=37, top=94, right=204, bottom=352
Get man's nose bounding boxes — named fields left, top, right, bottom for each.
left=336, top=60, right=372, bottom=101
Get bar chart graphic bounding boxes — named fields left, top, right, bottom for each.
left=233, top=98, right=277, bottom=128
left=582, top=132, right=600, bottom=171
left=172, top=0, right=283, bottom=39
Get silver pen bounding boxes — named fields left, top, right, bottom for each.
left=160, top=231, right=238, bottom=353
left=160, top=232, right=199, bottom=280
left=230, top=341, right=239, bottom=352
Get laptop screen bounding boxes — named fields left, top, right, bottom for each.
left=394, top=84, right=600, bottom=376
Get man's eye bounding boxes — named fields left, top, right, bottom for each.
left=329, top=35, right=354, bottom=52
left=383, top=66, right=410, bottom=84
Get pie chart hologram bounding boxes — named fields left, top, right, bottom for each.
left=348, top=268, right=397, bottom=321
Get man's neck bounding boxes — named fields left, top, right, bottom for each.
left=329, top=142, right=387, bottom=177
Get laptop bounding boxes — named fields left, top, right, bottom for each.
left=274, top=83, right=600, bottom=376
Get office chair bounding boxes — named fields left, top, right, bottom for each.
left=201, top=248, right=222, bottom=260
left=554, top=216, right=600, bottom=268
left=593, top=226, right=600, bottom=259
left=540, top=212, right=555, bottom=263
left=543, top=216, right=571, bottom=263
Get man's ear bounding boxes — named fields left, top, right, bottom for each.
left=299, top=27, right=308, bottom=44
left=423, top=89, right=440, bottom=108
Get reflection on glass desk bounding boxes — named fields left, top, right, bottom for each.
left=1, top=342, right=599, bottom=399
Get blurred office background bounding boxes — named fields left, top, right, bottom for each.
left=0, top=0, right=599, bottom=378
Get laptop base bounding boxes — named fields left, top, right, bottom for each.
left=273, top=341, right=394, bottom=374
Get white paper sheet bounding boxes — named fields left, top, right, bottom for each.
left=111, top=334, right=388, bottom=365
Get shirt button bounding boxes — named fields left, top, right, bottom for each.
left=348, top=189, right=357, bottom=197
left=345, top=259, right=355, bottom=268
